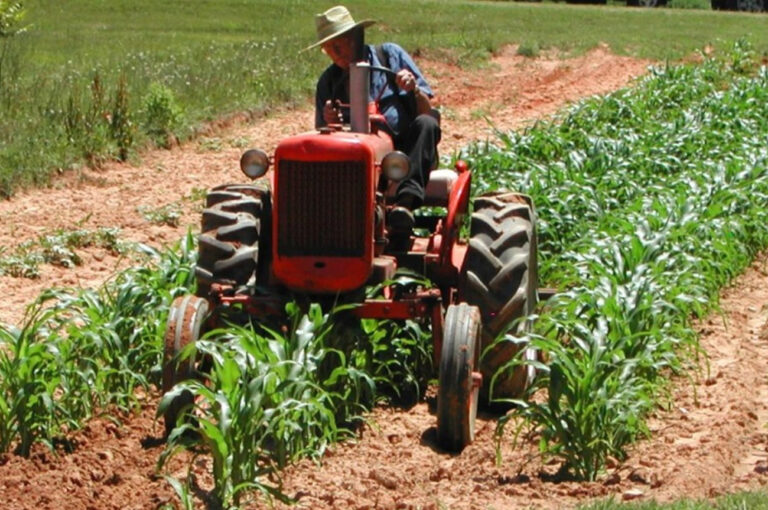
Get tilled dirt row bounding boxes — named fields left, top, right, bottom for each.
left=5, top=47, right=760, bottom=510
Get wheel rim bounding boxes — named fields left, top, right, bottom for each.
left=437, top=303, right=482, bottom=452
left=161, top=294, right=209, bottom=436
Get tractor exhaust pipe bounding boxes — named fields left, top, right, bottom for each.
left=350, top=62, right=370, bottom=134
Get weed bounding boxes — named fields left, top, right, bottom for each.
left=516, top=41, right=540, bottom=58
left=229, top=136, right=250, bottom=149
left=138, top=203, right=182, bottom=227
left=197, top=137, right=223, bottom=152
left=183, top=186, right=208, bottom=212
left=142, top=82, right=183, bottom=149
left=0, top=227, right=127, bottom=278
left=110, top=73, right=135, bottom=161
left=184, top=186, right=207, bottom=203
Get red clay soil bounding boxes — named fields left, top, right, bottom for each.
left=3, top=45, right=767, bottom=510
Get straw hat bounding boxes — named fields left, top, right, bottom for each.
left=304, top=5, right=375, bottom=51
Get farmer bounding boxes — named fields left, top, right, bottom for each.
left=306, top=5, right=441, bottom=234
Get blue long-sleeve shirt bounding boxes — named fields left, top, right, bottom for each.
left=314, top=42, right=433, bottom=137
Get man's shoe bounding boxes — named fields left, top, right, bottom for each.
left=388, top=206, right=415, bottom=235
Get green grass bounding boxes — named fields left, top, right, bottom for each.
left=580, top=491, right=768, bottom=509
left=0, top=0, right=767, bottom=197
left=667, top=0, right=713, bottom=10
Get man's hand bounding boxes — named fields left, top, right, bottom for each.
left=395, top=69, right=432, bottom=115
left=395, top=69, right=417, bottom=93
left=323, top=99, right=342, bottom=125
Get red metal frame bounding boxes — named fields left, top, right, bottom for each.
left=351, top=288, right=441, bottom=319
left=215, top=288, right=447, bottom=363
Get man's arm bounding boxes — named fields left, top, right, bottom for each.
left=315, top=65, right=339, bottom=128
left=395, top=69, right=432, bottom=115
left=384, top=43, right=434, bottom=116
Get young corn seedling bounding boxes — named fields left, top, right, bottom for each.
left=0, top=232, right=197, bottom=456
left=159, top=302, right=379, bottom=507
left=464, top=41, right=768, bottom=479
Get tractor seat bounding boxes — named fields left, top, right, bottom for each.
left=386, top=168, right=458, bottom=208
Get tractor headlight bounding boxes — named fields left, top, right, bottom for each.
left=240, top=149, right=270, bottom=179
left=381, top=151, right=410, bottom=182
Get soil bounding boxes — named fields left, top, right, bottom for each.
left=3, top=45, right=767, bottom=509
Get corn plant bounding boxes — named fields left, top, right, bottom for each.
left=362, top=272, right=435, bottom=404
left=462, top=41, right=768, bottom=479
left=157, top=280, right=438, bottom=506
left=360, top=317, right=433, bottom=405
left=159, top=303, right=379, bottom=506
left=0, top=305, right=74, bottom=456
left=0, top=232, right=196, bottom=455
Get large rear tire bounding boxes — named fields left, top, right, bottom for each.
left=459, top=192, right=538, bottom=405
left=162, top=294, right=208, bottom=437
left=195, top=181, right=271, bottom=296
left=437, top=303, right=482, bottom=452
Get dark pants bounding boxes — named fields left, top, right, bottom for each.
left=393, top=114, right=441, bottom=208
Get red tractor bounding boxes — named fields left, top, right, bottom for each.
left=162, top=62, right=539, bottom=452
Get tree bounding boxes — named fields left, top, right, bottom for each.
left=0, top=1, right=26, bottom=38
left=0, top=1, right=26, bottom=99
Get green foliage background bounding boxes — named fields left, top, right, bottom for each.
left=0, top=0, right=766, bottom=197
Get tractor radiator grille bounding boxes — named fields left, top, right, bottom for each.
left=277, top=159, right=367, bottom=257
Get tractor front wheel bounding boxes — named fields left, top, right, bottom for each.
left=161, top=294, right=208, bottom=437
left=437, top=303, right=482, bottom=452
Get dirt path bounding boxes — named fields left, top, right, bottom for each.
left=0, top=45, right=647, bottom=327
left=6, top=46, right=765, bottom=510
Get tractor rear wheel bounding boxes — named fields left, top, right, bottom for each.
left=195, top=181, right=271, bottom=296
left=162, top=294, right=208, bottom=437
left=437, top=303, right=482, bottom=452
left=460, top=191, right=538, bottom=405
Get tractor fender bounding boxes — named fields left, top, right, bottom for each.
left=439, top=170, right=471, bottom=270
